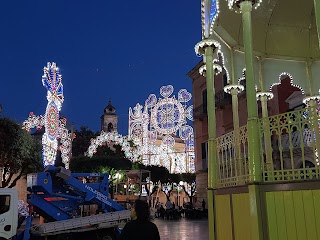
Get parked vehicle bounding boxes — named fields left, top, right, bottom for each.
left=0, top=166, right=130, bottom=240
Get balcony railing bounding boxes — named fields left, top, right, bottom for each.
left=260, top=106, right=320, bottom=182
left=215, top=106, right=320, bottom=187
left=216, top=125, right=249, bottom=187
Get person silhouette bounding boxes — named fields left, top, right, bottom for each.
left=120, top=199, right=160, bottom=240
left=202, top=199, right=206, bottom=209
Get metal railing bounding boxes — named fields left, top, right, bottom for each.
left=260, top=106, right=320, bottom=182
left=216, top=125, right=249, bottom=187
left=215, top=106, right=320, bottom=187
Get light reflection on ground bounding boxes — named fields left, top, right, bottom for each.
left=153, top=218, right=209, bottom=240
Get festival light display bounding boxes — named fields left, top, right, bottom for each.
left=129, top=85, right=195, bottom=173
left=22, top=113, right=73, bottom=168
left=85, top=131, right=139, bottom=160
left=22, top=62, right=73, bottom=168
left=86, top=85, right=195, bottom=173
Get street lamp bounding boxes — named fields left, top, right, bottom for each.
left=177, top=181, right=184, bottom=207
left=114, top=172, right=122, bottom=194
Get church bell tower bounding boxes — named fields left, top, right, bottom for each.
left=101, top=100, right=118, bottom=132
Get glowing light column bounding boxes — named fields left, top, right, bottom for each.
left=41, top=62, right=64, bottom=167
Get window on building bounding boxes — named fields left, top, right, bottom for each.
left=202, top=89, right=207, bottom=114
left=201, top=142, right=208, bottom=170
left=107, top=123, right=114, bottom=132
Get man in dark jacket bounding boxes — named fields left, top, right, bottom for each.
left=120, top=199, right=160, bottom=240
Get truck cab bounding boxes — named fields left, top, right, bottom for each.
left=0, top=188, right=18, bottom=240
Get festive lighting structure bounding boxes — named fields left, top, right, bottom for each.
left=22, top=113, right=73, bottom=169
left=129, top=85, right=195, bottom=173
left=86, top=85, right=195, bottom=173
left=22, top=62, right=73, bottom=168
left=85, top=131, right=139, bottom=160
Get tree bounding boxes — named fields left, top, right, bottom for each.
left=132, top=163, right=170, bottom=183
left=70, top=156, right=133, bottom=173
left=72, top=126, right=98, bottom=157
left=181, top=181, right=196, bottom=204
left=0, top=118, right=42, bottom=188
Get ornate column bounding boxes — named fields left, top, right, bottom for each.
left=229, top=1, right=263, bottom=239
left=303, top=59, right=320, bottom=164
left=256, top=57, right=274, bottom=173
left=223, top=48, right=245, bottom=178
left=195, top=39, right=221, bottom=240
left=303, top=61, right=320, bottom=167
left=224, top=85, right=244, bottom=177
left=256, top=92, right=274, bottom=171
left=303, top=96, right=320, bottom=165
left=314, top=0, right=320, bottom=47
left=239, top=0, right=261, bottom=182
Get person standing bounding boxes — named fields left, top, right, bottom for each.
left=120, top=199, right=160, bottom=240
left=202, top=199, right=206, bottom=210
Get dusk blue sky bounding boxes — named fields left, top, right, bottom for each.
left=0, top=1, right=201, bottom=135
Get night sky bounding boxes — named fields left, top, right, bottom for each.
left=0, top=1, right=201, bottom=135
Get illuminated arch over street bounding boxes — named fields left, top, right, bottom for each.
left=85, top=131, right=139, bottom=160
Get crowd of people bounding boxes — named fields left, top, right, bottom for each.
left=119, top=198, right=207, bottom=239
left=154, top=199, right=207, bottom=220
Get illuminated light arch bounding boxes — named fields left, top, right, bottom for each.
left=87, top=86, right=195, bottom=174
left=22, top=114, right=73, bottom=169
left=269, top=72, right=305, bottom=94
left=85, top=131, right=139, bottom=161
left=129, top=85, right=195, bottom=173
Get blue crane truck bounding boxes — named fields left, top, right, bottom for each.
left=0, top=166, right=131, bottom=240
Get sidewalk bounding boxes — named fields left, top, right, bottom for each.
left=153, top=218, right=209, bottom=240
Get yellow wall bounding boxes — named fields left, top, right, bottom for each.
left=215, top=190, right=320, bottom=240
left=215, top=195, right=233, bottom=240
left=215, top=193, right=251, bottom=240
left=266, top=190, right=320, bottom=240
left=232, top=193, right=251, bottom=240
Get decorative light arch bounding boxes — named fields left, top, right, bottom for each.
left=85, top=131, right=139, bottom=160
left=86, top=86, right=195, bottom=174
left=22, top=113, right=73, bottom=169
left=129, top=85, right=195, bottom=173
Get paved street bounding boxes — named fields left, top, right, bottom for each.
left=153, top=218, right=209, bottom=240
